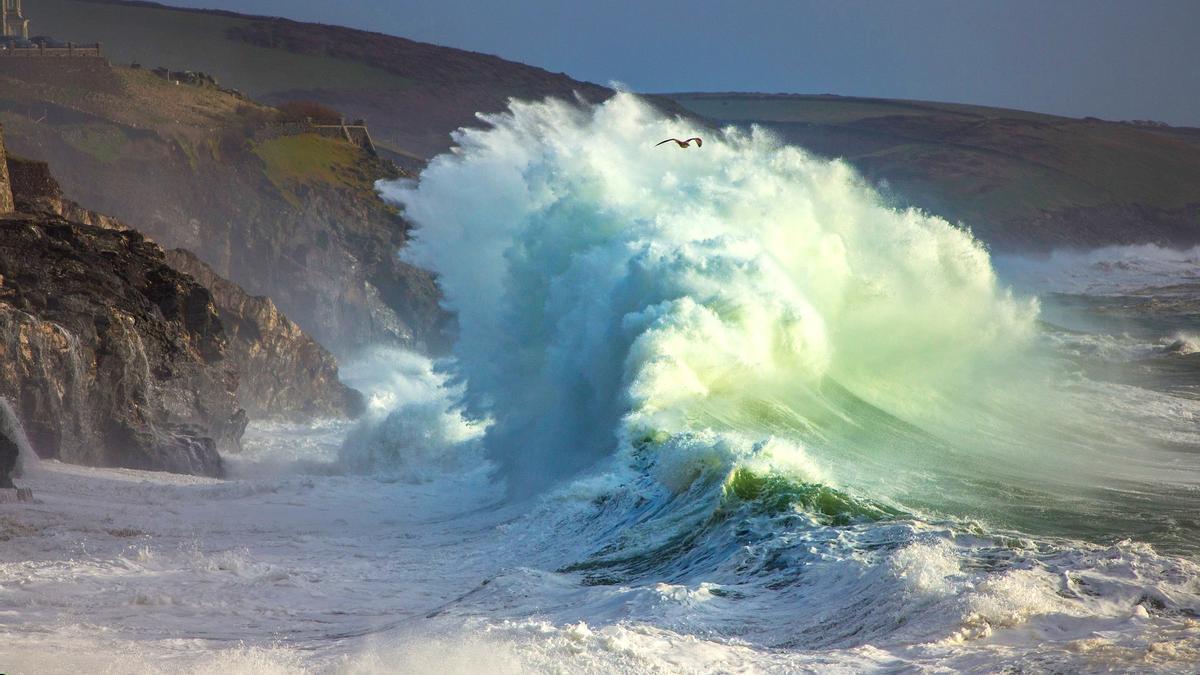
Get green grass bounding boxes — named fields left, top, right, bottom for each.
left=252, top=133, right=368, bottom=195
left=58, top=123, right=127, bottom=163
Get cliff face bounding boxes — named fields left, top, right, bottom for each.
left=0, top=120, right=369, bottom=477
left=0, top=131, right=12, bottom=487
left=0, top=126, right=11, bottom=214
left=165, top=248, right=364, bottom=421
left=3, top=145, right=364, bottom=425
left=0, top=215, right=242, bottom=476
left=6, top=154, right=64, bottom=216
left=0, top=65, right=448, bottom=357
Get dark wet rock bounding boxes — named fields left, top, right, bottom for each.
left=0, top=214, right=242, bottom=476
left=5, top=156, right=63, bottom=216
left=0, top=426, right=16, bottom=488
left=4, top=135, right=358, bottom=427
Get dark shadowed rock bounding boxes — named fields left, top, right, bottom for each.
left=0, top=214, right=243, bottom=476
left=0, top=397, right=38, bottom=489
left=4, top=140, right=363, bottom=426
left=0, top=421, right=16, bottom=488
left=5, top=156, right=63, bottom=216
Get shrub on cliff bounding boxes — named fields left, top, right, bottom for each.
left=275, top=100, right=343, bottom=125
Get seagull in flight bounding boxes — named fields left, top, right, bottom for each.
left=656, top=137, right=703, bottom=149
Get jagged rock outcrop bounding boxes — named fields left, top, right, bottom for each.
left=0, top=119, right=238, bottom=476
left=4, top=154, right=125, bottom=229
left=0, top=398, right=35, bottom=488
left=3, top=146, right=362, bottom=427
left=0, top=125, right=12, bottom=214
left=0, top=215, right=244, bottom=476
left=165, top=248, right=364, bottom=421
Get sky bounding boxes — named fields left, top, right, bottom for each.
left=160, top=0, right=1200, bottom=126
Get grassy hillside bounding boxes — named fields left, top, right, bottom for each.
left=670, top=94, right=1200, bottom=250
left=0, top=60, right=445, bottom=356
left=29, top=0, right=613, bottom=159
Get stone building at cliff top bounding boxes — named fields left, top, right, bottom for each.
left=2, top=0, right=30, bottom=40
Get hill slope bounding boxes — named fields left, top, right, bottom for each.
left=29, top=0, right=614, bottom=160
left=670, top=93, right=1200, bottom=251
left=0, top=61, right=444, bottom=356
left=20, top=1, right=1200, bottom=252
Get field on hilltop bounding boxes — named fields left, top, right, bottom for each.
left=671, top=94, right=1200, bottom=250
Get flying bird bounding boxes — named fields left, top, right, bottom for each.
left=656, top=137, right=703, bottom=149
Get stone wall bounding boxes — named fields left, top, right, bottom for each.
left=0, top=45, right=103, bottom=57
left=0, top=123, right=12, bottom=214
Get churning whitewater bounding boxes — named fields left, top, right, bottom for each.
left=2, top=93, right=1199, bottom=673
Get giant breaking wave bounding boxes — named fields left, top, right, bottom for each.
left=378, top=92, right=1191, bottom=544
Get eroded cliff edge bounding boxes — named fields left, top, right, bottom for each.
left=0, top=214, right=241, bottom=476
left=165, top=248, right=363, bottom=421
left=0, top=122, right=364, bottom=478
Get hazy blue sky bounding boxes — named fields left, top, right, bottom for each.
left=161, top=0, right=1200, bottom=126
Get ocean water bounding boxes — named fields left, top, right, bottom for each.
left=1, top=93, right=1198, bottom=673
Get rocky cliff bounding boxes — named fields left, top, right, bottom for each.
left=0, top=131, right=13, bottom=488
left=0, top=214, right=242, bottom=476
left=0, top=121, right=368, bottom=477
left=0, top=64, right=447, bottom=357
left=165, top=248, right=363, bottom=421
left=3, top=143, right=364, bottom=425
left=6, top=154, right=65, bottom=216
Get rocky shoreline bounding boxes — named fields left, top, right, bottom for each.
left=0, top=122, right=364, bottom=482
left=0, top=211, right=241, bottom=477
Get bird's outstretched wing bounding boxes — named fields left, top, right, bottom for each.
left=656, top=138, right=681, bottom=147
left=687, top=137, right=703, bottom=147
